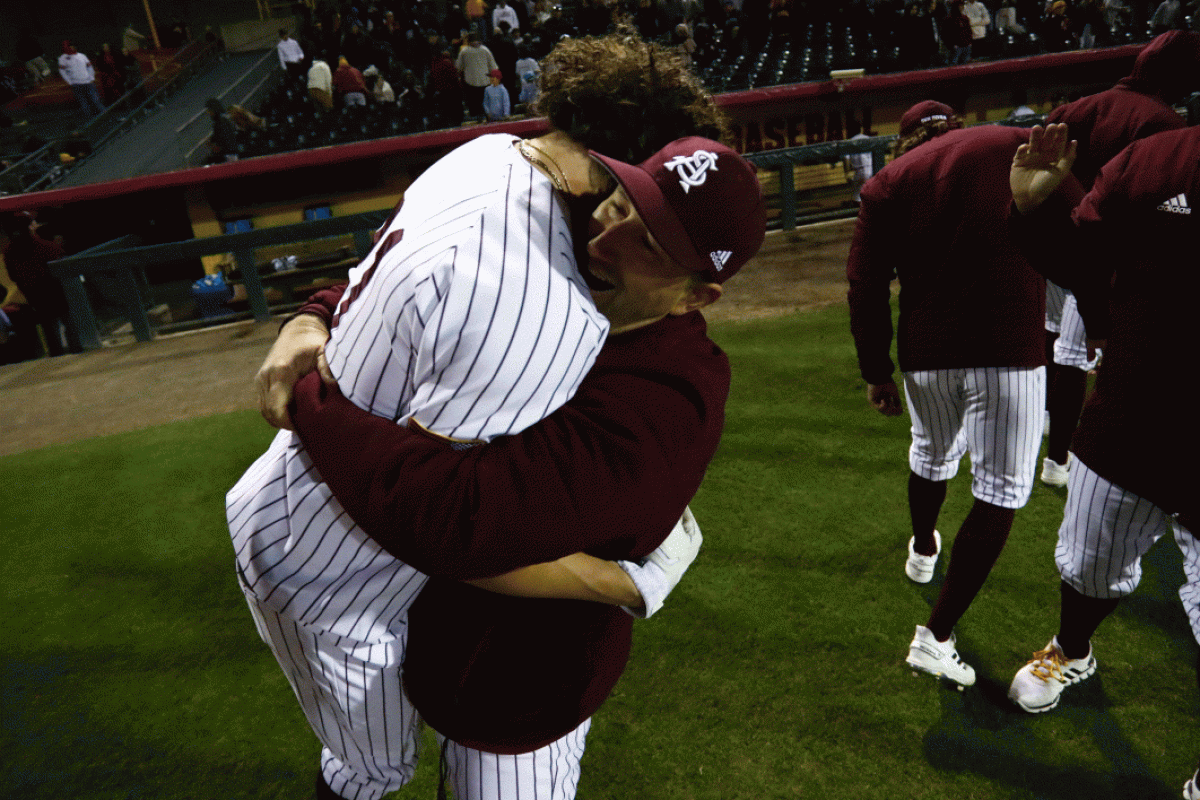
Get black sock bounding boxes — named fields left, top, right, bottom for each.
left=1057, top=580, right=1118, bottom=659
left=909, top=472, right=947, bottom=556
left=926, top=500, right=1016, bottom=641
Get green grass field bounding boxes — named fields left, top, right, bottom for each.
left=3, top=305, right=1195, bottom=799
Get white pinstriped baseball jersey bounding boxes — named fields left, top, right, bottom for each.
left=227, top=133, right=609, bottom=642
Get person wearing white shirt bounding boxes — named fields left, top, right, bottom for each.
left=277, top=29, right=305, bottom=80
left=493, top=0, right=521, bottom=33
left=308, top=58, right=333, bottom=111
left=964, top=0, right=992, bottom=40
left=57, top=41, right=105, bottom=118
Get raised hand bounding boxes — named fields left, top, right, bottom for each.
left=1010, top=123, right=1077, bottom=214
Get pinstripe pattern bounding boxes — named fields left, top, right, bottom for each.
left=1056, top=459, right=1200, bottom=644
left=241, top=582, right=419, bottom=800
left=442, top=719, right=592, bottom=800
left=903, top=366, right=1045, bottom=509
left=1052, top=293, right=1101, bottom=371
left=226, top=133, right=608, bottom=797
left=1045, top=280, right=1066, bottom=333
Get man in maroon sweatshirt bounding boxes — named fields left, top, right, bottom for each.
left=847, top=101, right=1046, bottom=689
left=1037, top=31, right=1200, bottom=487
left=1005, top=123, right=1199, bottom=738
left=258, top=138, right=765, bottom=799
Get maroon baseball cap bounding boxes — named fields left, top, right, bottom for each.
left=899, top=101, right=960, bottom=137
left=590, top=137, right=766, bottom=284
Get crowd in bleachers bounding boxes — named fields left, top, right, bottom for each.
left=230, top=0, right=1192, bottom=160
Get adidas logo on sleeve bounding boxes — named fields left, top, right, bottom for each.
left=1157, top=193, right=1192, bottom=215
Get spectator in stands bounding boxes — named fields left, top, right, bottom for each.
left=941, top=0, right=975, bottom=61
left=228, top=104, right=267, bottom=132
left=995, top=0, right=1028, bottom=33
left=673, top=23, right=698, bottom=67
left=17, top=33, right=50, bottom=86
left=204, top=98, right=238, bottom=163
left=493, top=0, right=521, bottom=33
left=1041, top=0, right=1077, bottom=50
left=363, top=66, right=396, bottom=104
left=95, top=43, right=125, bottom=104
left=1149, top=0, right=1183, bottom=32
left=456, top=31, right=499, bottom=117
left=428, top=48, right=464, bottom=127
left=334, top=57, right=369, bottom=108
left=394, top=69, right=427, bottom=120
left=490, top=22, right=520, bottom=105
left=543, top=4, right=577, bottom=39
left=341, top=23, right=374, bottom=73
left=482, top=68, right=510, bottom=120
left=58, top=42, right=106, bottom=120
left=122, top=23, right=149, bottom=54
left=515, top=43, right=540, bottom=107
left=1101, top=0, right=1130, bottom=33
left=308, top=56, right=334, bottom=111
left=899, top=0, right=942, bottom=67
left=56, top=131, right=93, bottom=163
left=278, top=29, right=306, bottom=81
left=0, top=211, right=80, bottom=357
left=466, top=0, right=491, bottom=40
left=1072, top=0, right=1106, bottom=45
left=963, top=0, right=993, bottom=49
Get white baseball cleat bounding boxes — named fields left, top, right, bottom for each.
left=1008, top=636, right=1096, bottom=713
left=906, top=625, right=976, bottom=688
left=905, top=530, right=941, bottom=583
left=1041, top=456, right=1070, bottom=487
left=1184, top=769, right=1200, bottom=800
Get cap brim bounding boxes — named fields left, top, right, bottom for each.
left=590, top=152, right=705, bottom=276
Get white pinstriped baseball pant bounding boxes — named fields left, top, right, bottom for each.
left=1055, top=459, right=1200, bottom=644
left=1045, top=281, right=1067, bottom=333
left=902, top=366, right=1046, bottom=509
left=241, top=582, right=591, bottom=800
left=1052, top=293, right=1102, bottom=371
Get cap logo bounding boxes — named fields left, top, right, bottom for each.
left=710, top=250, right=732, bottom=271
left=664, top=150, right=720, bottom=193
left=920, top=114, right=948, bottom=124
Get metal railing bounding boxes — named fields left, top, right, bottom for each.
left=48, top=210, right=387, bottom=350
left=44, top=117, right=1053, bottom=351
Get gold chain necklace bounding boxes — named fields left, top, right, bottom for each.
left=517, top=140, right=572, bottom=195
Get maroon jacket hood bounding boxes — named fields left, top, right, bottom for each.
left=1119, top=30, right=1200, bottom=103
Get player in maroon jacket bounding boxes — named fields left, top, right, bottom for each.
left=847, top=101, right=1049, bottom=688
left=1006, top=122, right=1198, bottom=742
left=1038, top=30, right=1200, bottom=487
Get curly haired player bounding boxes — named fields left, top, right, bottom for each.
left=230, top=31, right=737, bottom=800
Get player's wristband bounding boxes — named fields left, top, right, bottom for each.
left=617, top=559, right=670, bottom=619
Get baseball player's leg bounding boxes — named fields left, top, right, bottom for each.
left=1044, top=294, right=1098, bottom=481
left=1054, top=458, right=1171, bottom=603
left=1172, top=519, right=1200, bottom=646
left=902, top=370, right=967, bottom=583
left=924, top=367, right=1043, bottom=641
left=240, top=586, right=421, bottom=800
left=1043, top=281, right=1066, bottom=436
left=1008, top=460, right=1169, bottom=712
left=442, top=719, right=592, bottom=800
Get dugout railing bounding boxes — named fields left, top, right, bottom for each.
left=48, top=210, right=387, bottom=350
left=48, top=120, right=1054, bottom=350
